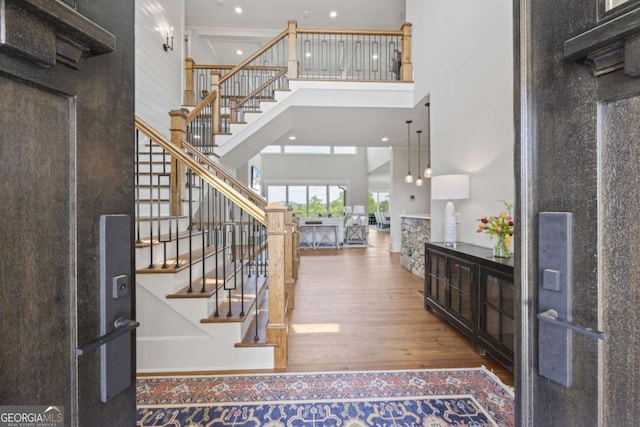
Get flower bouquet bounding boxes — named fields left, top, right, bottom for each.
left=477, top=201, right=514, bottom=258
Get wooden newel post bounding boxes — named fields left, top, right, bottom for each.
left=210, top=71, right=220, bottom=136
left=287, top=20, right=298, bottom=79
left=401, top=23, right=413, bottom=82
left=184, top=58, right=196, bottom=106
left=266, top=202, right=288, bottom=369
left=169, top=108, right=188, bottom=216
left=284, top=207, right=295, bottom=310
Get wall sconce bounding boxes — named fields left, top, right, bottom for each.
left=163, top=27, right=174, bottom=52
left=431, top=174, right=470, bottom=246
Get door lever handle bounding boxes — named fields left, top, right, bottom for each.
left=537, top=309, right=609, bottom=341
left=76, top=318, right=140, bottom=356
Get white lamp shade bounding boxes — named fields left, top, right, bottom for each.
left=431, top=174, right=470, bottom=200
left=344, top=206, right=353, bottom=214
left=353, top=205, right=365, bottom=214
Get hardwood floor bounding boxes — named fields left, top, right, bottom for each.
left=286, top=228, right=515, bottom=387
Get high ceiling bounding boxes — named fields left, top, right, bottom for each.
left=186, top=0, right=406, bottom=31
left=185, top=0, right=427, bottom=151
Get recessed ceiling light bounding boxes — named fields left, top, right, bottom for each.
left=330, top=10, right=337, bottom=18
left=235, top=6, right=242, bottom=14
left=381, top=137, right=389, bottom=142
left=372, top=54, right=379, bottom=60
left=305, top=52, right=312, bottom=58
left=194, top=135, right=201, bottom=139
left=289, top=136, right=296, bottom=140
left=236, top=50, right=243, bottom=55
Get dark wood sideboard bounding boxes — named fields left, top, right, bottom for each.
left=424, top=242, right=514, bottom=372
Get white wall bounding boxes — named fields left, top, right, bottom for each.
left=135, top=0, right=185, bottom=137
left=407, top=0, right=514, bottom=248
left=260, top=150, right=369, bottom=211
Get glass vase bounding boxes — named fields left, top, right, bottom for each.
left=493, top=237, right=511, bottom=258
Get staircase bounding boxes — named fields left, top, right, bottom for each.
left=134, top=118, right=278, bottom=373
left=133, top=20, right=412, bottom=373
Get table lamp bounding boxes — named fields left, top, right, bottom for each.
left=353, top=205, right=365, bottom=226
left=431, top=174, right=470, bottom=246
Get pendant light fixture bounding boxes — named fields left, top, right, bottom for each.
left=404, top=120, right=413, bottom=183
left=424, top=102, right=432, bottom=179
left=415, top=130, right=423, bottom=186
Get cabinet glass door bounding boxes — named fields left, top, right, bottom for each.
left=427, top=251, right=447, bottom=305
left=448, top=259, right=474, bottom=325
left=482, top=270, right=514, bottom=352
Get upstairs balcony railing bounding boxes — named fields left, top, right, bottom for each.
left=182, top=20, right=412, bottom=153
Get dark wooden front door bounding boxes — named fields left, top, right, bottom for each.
left=0, top=1, right=134, bottom=425
left=518, top=0, right=640, bottom=424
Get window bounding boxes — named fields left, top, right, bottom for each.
left=333, top=146, right=357, bottom=154
left=266, top=185, right=346, bottom=218
left=288, top=186, right=308, bottom=217
left=283, top=146, right=331, bottom=154
left=267, top=186, right=286, bottom=204
left=369, top=192, right=389, bottom=213
left=261, top=145, right=282, bottom=153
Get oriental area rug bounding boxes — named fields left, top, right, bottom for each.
left=136, top=367, right=514, bottom=426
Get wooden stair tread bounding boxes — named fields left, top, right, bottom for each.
left=201, top=273, right=268, bottom=323
left=236, top=284, right=271, bottom=346
left=135, top=229, right=207, bottom=248
left=136, top=245, right=226, bottom=273
left=166, top=259, right=250, bottom=298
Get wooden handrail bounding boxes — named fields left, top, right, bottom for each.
left=180, top=139, right=267, bottom=209
left=219, top=28, right=288, bottom=85
left=235, top=67, right=287, bottom=109
left=186, top=87, right=218, bottom=123
left=296, top=27, right=404, bottom=36
left=193, top=64, right=284, bottom=71
left=135, top=115, right=267, bottom=225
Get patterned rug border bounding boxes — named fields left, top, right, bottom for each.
left=137, top=366, right=514, bottom=426
left=138, top=393, right=481, bottom=409
left=138, top=366, right=510, bottom=390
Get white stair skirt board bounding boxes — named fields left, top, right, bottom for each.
left=136, top=282, right=273, bottom=372
left=137, top=335, right=274, bottom=373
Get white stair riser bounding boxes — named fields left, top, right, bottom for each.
left=137, top=163, right=173, bottom=174
left=136, top=203, right=172, bottom=217
left=137, top=152, right=173, bottom=163
left=136, top=216, right=190, bottom=239
left=135, top=232, right=209, bottom=269
left=137, top=187, right=172, bottom=200
left=137, top=253, right=236, bottom=294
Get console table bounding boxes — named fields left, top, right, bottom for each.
left=424, top=242, right=514, bottom=372
left=299, top=223, right=341, bottom=249
left=345, top=224, right=367, bottom=244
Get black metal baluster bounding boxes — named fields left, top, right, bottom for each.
left=187, top=168, right=194, bottom=293
left=239, top=208, right=245, bottom=317
left=158, top=150, right=169, bottom=268
left=173, top=158, right=180, bottom=269
left=213, top=188, right=220, bottom=317
left=147, top=139, right=155, bottom=269
left=199, top=176, right=206, bottom=292
left=135, top=130, right=142, bottom=244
